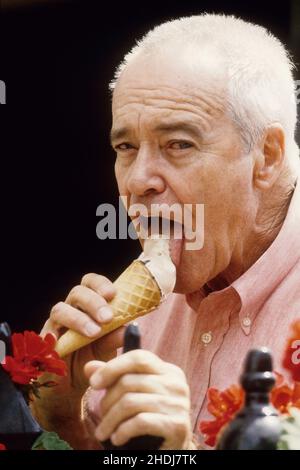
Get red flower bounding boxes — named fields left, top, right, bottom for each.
left=200, top=374, right=300, bottom=447
left=2, top=331, right=67, bottom=385
left=199, top=385, right=244, bottom=447
left=0, top=443, right=6, bottom=450
left=271, top=373, right=300, bottom=413
left=282, top=320, right=300, bottom=382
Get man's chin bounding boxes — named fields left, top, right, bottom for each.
left=173, top=270, right=205, bottom=295
left=173, top=279, right=206, bottom=311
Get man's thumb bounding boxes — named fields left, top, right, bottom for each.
left=84, top=360, right=106, bottom=379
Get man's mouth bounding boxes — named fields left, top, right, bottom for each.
left=138, top=215, right=184, bottom=237
left=136, top=215, right=185, bottom=267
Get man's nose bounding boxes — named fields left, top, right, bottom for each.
left=126, top=146, right=165, bottom=197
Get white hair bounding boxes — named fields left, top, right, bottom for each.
left=109, top=14, right=300, bottom=174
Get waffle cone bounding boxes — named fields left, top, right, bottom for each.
left=55, top=260, right=161, bottom=357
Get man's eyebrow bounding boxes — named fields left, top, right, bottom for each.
left=153, top=122, right=202, bottom=139
left=110, top=127, right=130, bottom=145
left=110, top=121, right=202, bottom=145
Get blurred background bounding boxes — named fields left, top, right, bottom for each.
left=1, top=0, right=300, bottom=332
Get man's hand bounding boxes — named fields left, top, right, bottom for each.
left=31, top=273, right=125, bottom=448
left=41, top=273, right=125, bottom=390
left=84, top=350, right=194, bottom=450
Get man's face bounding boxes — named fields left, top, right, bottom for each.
left=111, top=53, right=257, bottom=294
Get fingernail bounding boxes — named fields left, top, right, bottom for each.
left=84, top=322, right=101, bottom=337
left=97, top=306, right=113, bottom=323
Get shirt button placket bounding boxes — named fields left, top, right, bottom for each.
left=242, top=317, right=251, bottom=327
left=201, top=331, right=213, bottom=346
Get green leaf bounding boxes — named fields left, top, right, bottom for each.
left=277, top=407, right=300, bottom=450
left=32, top=431, right=73, bottom=450
left=277, top=440, right=289, bottom=450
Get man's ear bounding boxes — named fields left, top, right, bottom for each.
left=253, top=124, right=285, bottom=190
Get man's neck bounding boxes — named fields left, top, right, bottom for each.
left=210, top=176, right=296, bottom=290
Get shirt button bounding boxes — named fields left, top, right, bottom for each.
left=242, top=317, right=251, bottom=327
left=201, top=331, right=213, bottom=345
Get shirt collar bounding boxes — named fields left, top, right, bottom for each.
left=232, top=176, right=300, bottom=334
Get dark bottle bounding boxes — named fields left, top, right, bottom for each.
left=102, top=324, right=164, bottom=450
left=0, top=322, right=43, bottom=450
left=217, top=348, right=281, bottom=450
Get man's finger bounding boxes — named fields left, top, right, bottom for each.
left=84, top=360, right=106, bottom=379
left=100, top=412, right=167, bottom=446
left=89, top=350, right=163, bottom=390
left=65, top=285, right=113, bottom=323
left=40, top=319, right=60, bottom=340
left=50, top=301, right=102, bottom=338
left=107, top=412, right=189, bottom=449
left=100, top=374, right=168, bottom=416
left=97, top=393, right=187, bottom=441
left=81, top=273, right=116, bottom=300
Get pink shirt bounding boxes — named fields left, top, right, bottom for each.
left=85, top=178, right=300, bottom=447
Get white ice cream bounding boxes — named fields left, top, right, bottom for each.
left=138, top=236, right=176, bottom=298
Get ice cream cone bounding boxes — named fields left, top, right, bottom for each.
left=55, top=260, right=162, bottom=358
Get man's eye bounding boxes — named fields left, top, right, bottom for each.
left=169, top=141, right=193, bottom=150
left=115, top=143, right=134, bottom=151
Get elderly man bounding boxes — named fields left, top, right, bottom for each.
left=32, top=14, right=300, bottom=449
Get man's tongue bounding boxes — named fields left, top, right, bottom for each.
left=169, top=236, right=184, bottom=268
left=139, top=216, right=184, bottom=268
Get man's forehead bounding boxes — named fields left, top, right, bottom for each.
left=112, top=60, right=226, bottom=125
left=111, top=81, right=226, bottom=137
